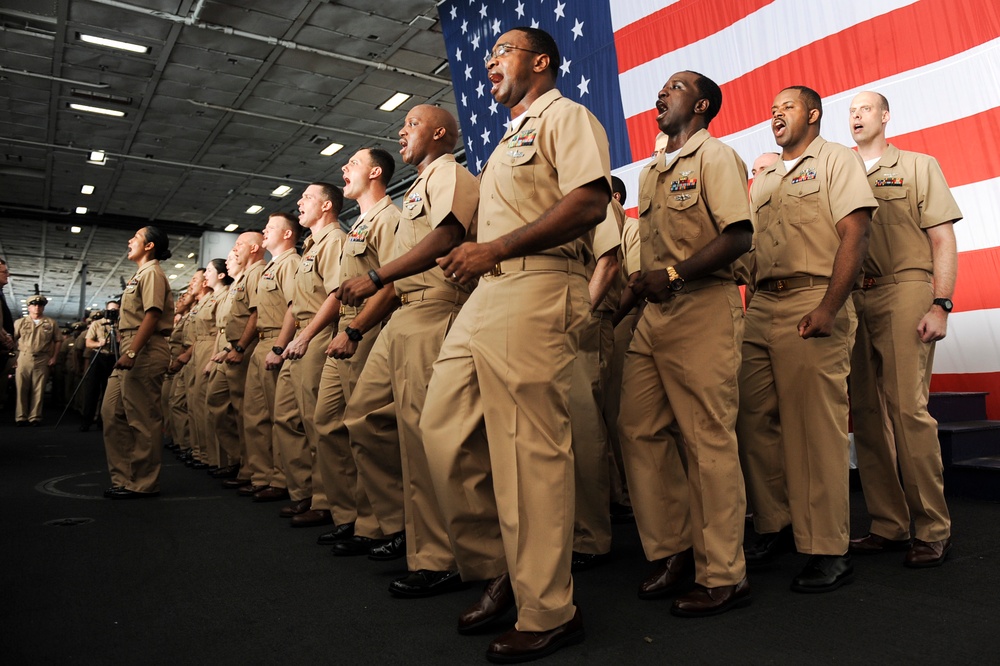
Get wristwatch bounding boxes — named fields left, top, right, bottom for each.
left=271, top=345, right=285, bottom=355
left=126, top=349, right=137, bottom=359
left=344, top=326, right=363, bottom=342
left=666, top=266, right=686, bottom=292
left=232, top=343, right=245, bottom=353
left=932, top=298, right=954, bottom=313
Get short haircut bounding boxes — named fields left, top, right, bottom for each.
left=310, top=182, right=344, bottom=216
left=873, top=92, right=890, bottom=113
left=686, top=71, right=723, bottom=125
left=513, top=27, right=560, bottom=79
left=365, top=147, right=396, bottom=186
left=784, top=85, right=823, bottom=121
left=143, top=225, right=172, bottom=261
left=611, top=176, right=627, bottom=202
left=269, top=211, right=303, bottom=241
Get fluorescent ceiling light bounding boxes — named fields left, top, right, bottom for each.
left=271, top=185, right=292, bottom=197
left=88, top=151, right=107, bottom=165
left=79, top=34, right=149, bottom=54
left=319, top=142, right=344, bottom=156
left=174, top=263, right=184, bottom=269
left=75, top=207, right=88, bottom=214
left=224, top=223, right=239, bottom=232
left=187, top=252, right=195, bottom=258
left=81, top=184, right=95, bottom=195
left=70, top=226, right=82, bottom=233
left=70, top=103, right=125, bottom=117
left=378, top=92, right=411, bottom=112
left=245, top=205, right=264, bottom=214
left=168, top=274, right=178, bottom=280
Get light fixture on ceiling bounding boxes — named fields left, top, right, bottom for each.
left=75, top=206, right=87, bottom=214
left=81, top=184, right=95, bottom=194
left=78, top=33, right=150, bottom=54
left=271, top=185, right=292, bottom=197
left=245, top=205, right=264, bottom=214
left=174, top=263, right=184, bottom=269
left=224, top=224, right=239, bottom=232
left=88, top=151, right=107, bottom=165
left=319, top=142, right=344, bottom=156
left=70, top=226, right=82, bottom=233
left=378, top=92, right=411, bottom=112
left=168, top=274, right=178, bottom=280
left=187, top=252, right=196, bottom=258
left=69, top=103, right=126, bottom=117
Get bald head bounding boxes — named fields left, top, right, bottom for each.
left=399, top=104, right=460, bottom=170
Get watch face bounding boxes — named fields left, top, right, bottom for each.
left=670, top=279, right=685, bottom=292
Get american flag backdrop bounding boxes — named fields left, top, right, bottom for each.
left=438, top=0, right=1000, bottom=419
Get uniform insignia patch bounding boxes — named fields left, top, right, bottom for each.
left=675, top=194, right=691, bottom=202
left=507, top=128, right=537, bottom=148
left=348, top=223, right=370, bottom=243
left=791, top=168, right=817, bottom=184
left=875, top=173, right=904, bottom=187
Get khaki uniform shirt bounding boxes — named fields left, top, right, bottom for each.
left=622, top=214, right=641, bottom=277
left=750, top=136, right=877, bottom=282
left=253, top=248, right=300, bottom=332
left=339, top=195, right=399, bottom=294
left=119, top=260, right=174, bottom=334
left=592, top=199, right=624, bottom=313
left=85, top=318, right=115, bottom=355
left=395, top=154, right=479, bottom=296
left=291, top=223, right=346, bottom=322
left=479, top=88, right=611, bottom=264
left=189, top=292, right=221, bottom=340
left=638, top=129, right=751, bottom=283
left=218, top=260, right=264, bottom=343
left=14, top=316, right=62, bottom=354
left=168, top=312, right=189, bottom=358
left=862, top=144, right=962, bottom=277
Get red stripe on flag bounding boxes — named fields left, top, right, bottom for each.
left=623, top=0, right=1000, bottom=160
left=891, top=107, right=1000, bottom=189
left=931, top=372, right=1000, bottom=420
left=953, top=247, right=1000, bottom=313
left=613, top=0, right=774, bottom=74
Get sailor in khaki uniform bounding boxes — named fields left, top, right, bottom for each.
left=187, top=259, right=230, bottom=469
left=267, top=183, right=346, bottom=514
left=13, top=294, right=62, bottom=425
left=618, top=72, right=754, bottom=616
left=162, top=292, right=192, bottom=448
left=304, top=149, right=402, bottom=541
left=738, top=86, right=876, bottom=591
left=420, top=28, right=610, bottom=662
left=80, top=301, right=119, bottom=431
left=101, top=226, right=174, bottom=498
left=169, top=271, right=206, bottom=461
left=846, top=91, right=960, bottom=568
left=241, top=214, right=300, bottom=499
left=339, top=105, right=477, bottom=592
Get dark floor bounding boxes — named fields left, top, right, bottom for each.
left=3, top=408, right=999, bottom=665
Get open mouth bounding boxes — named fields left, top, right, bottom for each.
left=772, top=119, right=786, bottom=138
left=655, top=102, right=667, bottom=120
left=852, top=123, right=864, bottom=133
left=489, top=72, right=502, bottom=94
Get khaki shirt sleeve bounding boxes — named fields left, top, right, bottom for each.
left=593, top=202, right=622, bottom=259
left=622, top=216, right=641, bottom=276
left=52, top=319, right=63, bottom=343
left=369, top=207, right=400, bottom=267
left=542, top=100, right=612, bottom=197
left=320, top=230, right=346, bottom=296
left=140, top=266, right=169, bottom=313
left=827, top=144, right=878, bottom=224
left=917, top=155, right=963, bottom=229
left=427, top=161, right=479, bottom=232
left=702, top=142, right=752, bottom=231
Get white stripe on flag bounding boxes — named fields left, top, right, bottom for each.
left=609, top=0, right=683, bottom=33
left=934, top=308, right=1000, bottom=374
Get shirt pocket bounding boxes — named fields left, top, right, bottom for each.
left=872, top=186, right=907, bottom=225
left=785, top=179, right=821, bottom=225
left=496, top=144, right=537, bottom=201
left=666, top=192, right=704, bottom=241
left=262, top=279, right=278, bottom=292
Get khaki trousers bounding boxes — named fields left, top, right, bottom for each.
left=206, top=337, right=257, bottom=470
left=243, top=332, right=285, bottom=488
left=347, top=298, right=460, bottom=570
left=272, top=327, right=332, bottom=502
left=604, top=312, right=637, bottom=505
left=850, top=281, right=950, bottom=542
left=619, top=286, right=747, bottom=587
left=15, top=352, right=50, bottom=423
left=161, top=372, right=174, bottom=442
left=102, top=334, right=170, bottom=492
left=737, top=287, right=856, bottom=555
left=312, top=318, right=389, bottom=536
left=569, top=313, right=613, bottom=555
left=168, top=363, right=190, bottom=452
left=421, top=270, right=588, bottom=632
left=188, top=338, right=216, bottom=464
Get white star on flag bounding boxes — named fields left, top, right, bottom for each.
left=461, top=19, right=467, bottom=34
left=464, top=64, right=473, bottom=80
left=515, top=1, right=525, bottom=19
left=492, top=18, right=501, bottom=34
left=571, top=19, right=584, bottom=40
left=531, top=18, right=539, bottom=28
left=471, top=34, right=480, bottom=49
left=476, top=81, right=485, bottom=98
left=578, top=75, right=590, bottom=96
left=554, top=1, right=565, bottom=20
left=479, top=4, right=487, bottom=19
left=461, top=92, right=468, bottom=107
left=450, top=5, right=457, bottom=20
left=455, top=47, right=462, bottom=62
left=489, top=100, right=499, bottom=115
left=476, top=158, right=483, bottom=172
left=481, top=127, right=491, bottom=145
left=470, top=111, right=478, bottom=126
left=560, top=57, right=572, bottom=76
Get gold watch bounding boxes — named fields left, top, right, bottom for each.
left=666, top=265, right=686, bottom=292
left=126, top=349, right=137, bottom=359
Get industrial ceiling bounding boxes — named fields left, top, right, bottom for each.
left=0, top=0, right=456, bottom=320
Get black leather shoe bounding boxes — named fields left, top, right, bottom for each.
left=221, top=478, right=252, bottom=489
left=209, top=464, right=240, bottom=479
left=252, top=486, right=289, bottom=502
left=369, top=531, right=406, bottom=561
left=107, top=488, right=160, bottom=500
left=238, top=483, right=269, bottom=497
left=458, top=573, right=515, bottom=634
left=389, top=570, right=464, bottom=598
left=317, top=522, right=356, bottom=545
left=332, top=536, right=386, bottom=557
left=486, top=607, right=584, bottom=663
left=637, top=549, right=695, bottom=600
left=791, top=554, right=854, bottom=593
left=744, top=525, right=795, bottom=568
left=849, top=532, right=911, bottom=555
left=905, top=538, right=952, bottom=568
left=103, top=486, right=124, bottom=498
left=671, top=577, right=751, bottom=617
left=571, top=551, right=612, bottom=572
left=279, top=498, right=312, bottom=518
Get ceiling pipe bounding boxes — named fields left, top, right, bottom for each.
left=187, top=100, right=395, bottom=144
left=83, top=0, right=452, bottom=86
left=0, top=65, right=109, bottom=88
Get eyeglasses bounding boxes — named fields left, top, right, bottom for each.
left=484, top=43, right=543, bottom=65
